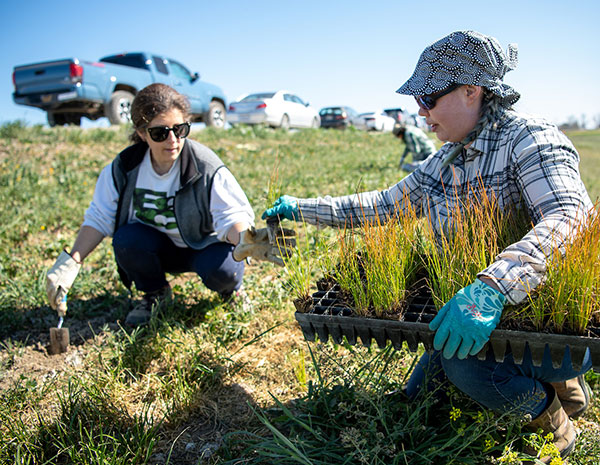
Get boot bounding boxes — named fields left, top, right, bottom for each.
left=125, top=285, right=172, bottom=327
left=523, top=389, right=576, bottom=463
left=551, top=375, right=592, bottom=419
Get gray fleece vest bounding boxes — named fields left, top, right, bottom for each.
left=111, top=138, right=225, bottom=249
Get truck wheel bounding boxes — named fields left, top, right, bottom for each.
left=106, top=90, right=134, bottom=125
left=47, top=112, right=67, bottom=127
left=205, top=101, right=226, bottom=128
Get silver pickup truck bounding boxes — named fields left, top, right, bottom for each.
left=12, top=52, right=227, bottom=127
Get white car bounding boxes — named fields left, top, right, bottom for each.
left=228, top=90, right=320, bottom=129
left=355, top=110, right=397, bottom=132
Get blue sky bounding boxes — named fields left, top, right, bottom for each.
left=2, top=0, right=599, bottom=128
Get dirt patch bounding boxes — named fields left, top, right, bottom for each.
left=0, top=307, right=123, bottom=392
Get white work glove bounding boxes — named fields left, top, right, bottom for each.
left=233, top=226, right=296, bottom=266
left=46, top=251, right=81, bottom=316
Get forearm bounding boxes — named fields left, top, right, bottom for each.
left=297, top=188, right=403, bottom=228
left=69, top=225, right=105, bottom=263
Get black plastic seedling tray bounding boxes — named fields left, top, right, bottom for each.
left=295, top=289, right=600, bottom=373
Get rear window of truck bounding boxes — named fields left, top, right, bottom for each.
left=100, top=53, right=150, bottom=70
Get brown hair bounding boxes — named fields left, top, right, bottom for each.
left=129, top=83, right=191, bottom=143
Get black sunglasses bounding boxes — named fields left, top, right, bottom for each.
left=146, top=122, right=191, bottom=142
left=415, top=83, right=462, bottom=111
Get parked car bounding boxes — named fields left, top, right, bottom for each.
left=319, top=106, right=359, bottom=129
left=227, top=91, right=320, bottom=129
left=383, top=107, right=416, bottom=125
left=355, top=110, right=396, bottom=132
left=12, top=52, right=227, bottom=127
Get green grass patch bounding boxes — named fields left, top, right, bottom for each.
left=0, top=122, right=599, bottom=464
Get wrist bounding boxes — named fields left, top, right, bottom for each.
left=65, top=249, right=83, bottom=265
left=477, top=277, right=500, bottom=293
left=474, top=278, right=506, bottom=306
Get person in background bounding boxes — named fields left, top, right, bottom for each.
left=262, top=31, right=594, bottom=462
left=46, top=83, right=292, bottom=327
left=393, top=122, right=437, bottom=172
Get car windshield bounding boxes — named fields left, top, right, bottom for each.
left=241, top=93, right=275, bottom=102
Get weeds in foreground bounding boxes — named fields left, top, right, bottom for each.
left=0, top=377, right=160, bottom=464
left=220, top=344, right=555, bottom=465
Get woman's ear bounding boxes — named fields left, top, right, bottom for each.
left=464, top=85, right=483, bottom=100
left=136, top=129, right=146, bottom=143
left=463, top=85, right=484, bottom=107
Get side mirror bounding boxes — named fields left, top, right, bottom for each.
left=191, top=72, right=200, bottom=82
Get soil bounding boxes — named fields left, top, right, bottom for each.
left=0, top=306, right=123, bottom=392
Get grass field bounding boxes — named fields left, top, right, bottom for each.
left=0, top=122, right=599, bottom=464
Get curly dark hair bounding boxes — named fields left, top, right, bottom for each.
left=129, top=83, right=191, bottom=143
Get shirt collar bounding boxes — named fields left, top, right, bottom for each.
left=465, top=111, right=512, bottom=161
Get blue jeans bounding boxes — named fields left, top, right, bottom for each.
left=112, top=222, right=244, bottom=295
left=406, top=345, right=592, bottom=418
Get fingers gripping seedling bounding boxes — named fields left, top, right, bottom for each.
left=233, top=224, right=296, bottom=266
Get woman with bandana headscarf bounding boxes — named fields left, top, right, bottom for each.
left=263, top=31, right=594, bottom=462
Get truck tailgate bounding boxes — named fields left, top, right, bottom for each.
left=13, top=59, right=79, bottom=95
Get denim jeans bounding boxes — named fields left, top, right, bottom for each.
left=112, top=222, right=244, bottom=295
left=406, top=345, right=592, bottom=418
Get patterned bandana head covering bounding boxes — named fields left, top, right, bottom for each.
left=396, top=30, right=520, bottom=107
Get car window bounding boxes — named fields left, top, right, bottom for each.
left=283, top=94, right=294, bottom=102
left=152, top=56, right=169, bottom=75
left=169, top=60, right=192, bottom=81
left=100, top=53, right=150, bottom=70
left=241, top=93, right=275, bottom=101
left=292, top=95, right=305, bottom=105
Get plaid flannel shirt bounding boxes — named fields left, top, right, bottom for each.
left=297, top=111, right=594, bottom=305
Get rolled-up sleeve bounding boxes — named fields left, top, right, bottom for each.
left=480, top=124, right=593, bottom=304
left=82, top=164, right=119, bottom=237
left=210, top=168, right=255, bottom=242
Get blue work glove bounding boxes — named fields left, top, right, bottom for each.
left=262, top=195, right=300, bottom=221
left=429, top=279, right=506, bottom=360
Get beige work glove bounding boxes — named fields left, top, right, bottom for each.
left=46, top=251, right=81, bottom=316
left=233, top=226, right=296, bottom=266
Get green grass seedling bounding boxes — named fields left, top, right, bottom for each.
left=523, top=208, right=600, bottom=333
left=423, top=178, right=531, bottom=310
